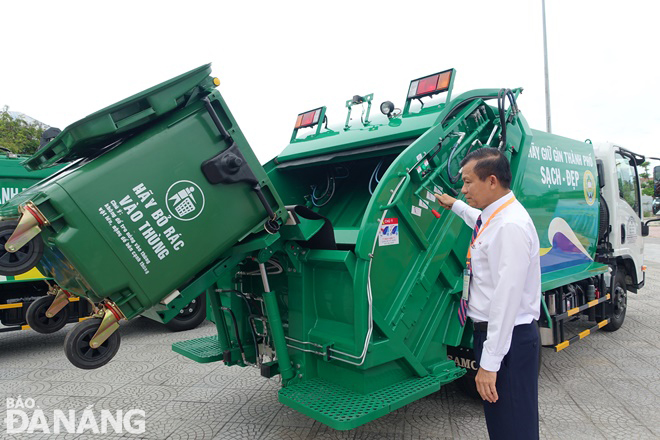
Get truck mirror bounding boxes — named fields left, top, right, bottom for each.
left=654, top=166, right=660, bottom=198
left=596, top=160, right=605, bottom=188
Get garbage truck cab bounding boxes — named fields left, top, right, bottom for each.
left=594, top=144, right=646, bottom=293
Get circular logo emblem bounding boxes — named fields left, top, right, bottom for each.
left=165, top=180, right=205, bottom=221
left=583, top=170, right=596, bottom=206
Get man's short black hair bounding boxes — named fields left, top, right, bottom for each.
left=459, top=148, right=512, bottom=189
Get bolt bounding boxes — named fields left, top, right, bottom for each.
left=298, top=374, right=303, bottom=379
left=295, top=364, right=301, bottom=369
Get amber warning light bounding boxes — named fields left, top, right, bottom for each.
left=294, top=107, right=323, bottom=129
left=408, top=69, right=453, bottom=99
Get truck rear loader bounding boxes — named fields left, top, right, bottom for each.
left=0, top=65, right=655, bottom=429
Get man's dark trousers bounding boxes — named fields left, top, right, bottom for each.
left=473, top=321, right=540, bottom=440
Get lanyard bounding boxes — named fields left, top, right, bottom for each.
left=466, top=195, right=516, bottom=262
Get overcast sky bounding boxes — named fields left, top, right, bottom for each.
left=2, top=0, right=658, bottom=166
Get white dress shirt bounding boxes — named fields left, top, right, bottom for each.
left=451, top=191, right=541, bottom=372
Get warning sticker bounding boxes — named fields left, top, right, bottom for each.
left=411, top=206, right=422, bottom=217
left=426, top=191, right=436, bottom=202
left=379, top=218, right=399, bottom=246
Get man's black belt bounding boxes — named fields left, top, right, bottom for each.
left=473, top=321, right=488, bottom=332
left=473, top=320, right=537, bottom=332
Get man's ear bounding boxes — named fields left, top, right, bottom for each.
left=489, top=175, right=498, bottom=188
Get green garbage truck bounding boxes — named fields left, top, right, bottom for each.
left=0, top=151, right=92, bottom=334
left=0, top=65, right=656, bottom=429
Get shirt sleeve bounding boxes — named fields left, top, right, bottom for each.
left=451, top=200, right=481, bottom=229
left=480, top=222, right=532, bottom=372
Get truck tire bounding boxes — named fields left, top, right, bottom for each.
left=604, top=275, right=627, bottom=331
left=26, top=295, right=69, bottom=334
left=164, top=294, right=206, bottom=332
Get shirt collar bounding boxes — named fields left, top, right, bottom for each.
left=480, top=190, right=514, bottom=221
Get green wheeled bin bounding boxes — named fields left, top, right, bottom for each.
left=0, top=64, right=285, bottom=368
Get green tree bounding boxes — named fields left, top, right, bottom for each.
left=640, top=161, right=650, bottom=176
left=0, top=106, right=46, bottom=155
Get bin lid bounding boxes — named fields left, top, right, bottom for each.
left=24, top=64, right=214, bottom=171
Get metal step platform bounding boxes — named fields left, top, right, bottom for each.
left=172, top=335, right=224, bottom=363
left=278, top=369, right=463, bottom=430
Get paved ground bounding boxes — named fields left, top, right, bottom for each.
left=1, top=236, right=659, bottom=439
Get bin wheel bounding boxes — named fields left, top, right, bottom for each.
left=604, top=275, right=627, bottom=331
left=164, top=293, right=206, bottom=332
left=26, top=295, right=69, bottom=334
left=0, top=220, right=44, bottom=276
left=64, top=318, right=120, bottom=369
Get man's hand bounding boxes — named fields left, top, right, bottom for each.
left=435, top=193, right=456, bottom=210
left=475, top=367, right=498, bottom=403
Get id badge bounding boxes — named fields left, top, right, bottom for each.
left=462, top=268, right=471, bottom=301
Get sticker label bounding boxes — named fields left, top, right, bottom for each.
left=626, top=216, right=638, bottom=244
left=583, top=170, right=596, bottom=206
left=379, top=218, right=399, bottom=246
left=426, top=191, right=436, bottom=202
left=419, top=199, right=428, bottom=209
left=411, top=206, right=422, bottom=217
left=166, top=180, right=205, bottom=221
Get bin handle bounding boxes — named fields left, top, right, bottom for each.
left=379, top=172, right=410, bottom=210
left=113, top=107, right=156, bottom=129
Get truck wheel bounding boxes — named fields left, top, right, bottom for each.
left=0, top=220, right=44, bottom=276
left=164, top=293, right=206, bottom=332
left=64, top=318, right=120, bottom=369
left=26, top=295, right=69, bottom=334
left=604, top=275, right=627, bottom=331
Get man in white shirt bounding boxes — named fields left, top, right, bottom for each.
left=436, top=147, right=541, bottom=440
